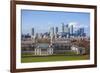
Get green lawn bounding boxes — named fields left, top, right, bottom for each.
left=21, top=55, right=89, bottom=63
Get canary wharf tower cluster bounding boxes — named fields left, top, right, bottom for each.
left=30, top=23, right=86, bottom=39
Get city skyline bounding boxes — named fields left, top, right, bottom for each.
left=21, top=10, right=90, bottom=36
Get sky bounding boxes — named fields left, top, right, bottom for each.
left=21, top=9, right=90, bottom=36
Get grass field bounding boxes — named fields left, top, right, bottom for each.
left=21, top=55, right=89, bottom=63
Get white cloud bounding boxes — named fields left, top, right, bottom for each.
left=68, top=22, right=89, bottom=29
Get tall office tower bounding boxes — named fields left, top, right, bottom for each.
left=64, top=24, right=69, bottom=33
left=63, top=24, right=69, bottom=38
left=55, top=27, right=58, bottom=38
left=79, top=28, right=84, bottom=36
left=76, top=29, right=80, bottom=37
left=50, top=27, right=54, bottom=44
left=55, top=27, right=58, bottom=34
left=32, top=27, right=34, bottom=36
left=68, top=27, right=70, bottom=38
left=62, top=23, right=64, bottom=32
left=70, top=25, right=73, bottom=35
left=50, top=27, right=54, bottom=37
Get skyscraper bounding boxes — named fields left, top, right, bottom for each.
left=50, top=27, right=54, bottom=36
left=55, top=27, right=58, bottom=38
left=70, top=25, right=73, bottom=35
left=79, top=28, right=84, bottom=36
left=32, top=27, right=34, bottom=36
left=50, top=27, right=54, bottom=44
left=55, top=27, right=58, bottom=34
left=62, top=23, right=64, bottom=33
left=64, top=24, right=69, bottom=33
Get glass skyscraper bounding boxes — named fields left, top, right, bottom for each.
left=32, top=28, right=34, bottom=36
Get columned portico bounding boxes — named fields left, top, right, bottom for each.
left=35, top=48, right=53, bottom=55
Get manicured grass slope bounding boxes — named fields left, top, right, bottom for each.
left=21, top=55, right=89, bottom=63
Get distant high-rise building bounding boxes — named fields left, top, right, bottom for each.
left=64, top=24, right=69, bottom=33
left=50, top=27, right=54, bottom=44
left=80, top=28, right=84, bottom=33
left=75, top=28, right=85, bottom=37
left=55, top=27, right=58, bottom=38
left=77, top=29, right=80, bottom=37
left=55, top=27, right=58, bottom=34
left=50, top=27, right=54, bottom=37
left=62, top=23, right=64, bottom=32
left=32, top=27, right=34, bottom=36
left=70, top=25, right=73, bottom=35
left=79, top=28, right=85, bottom=36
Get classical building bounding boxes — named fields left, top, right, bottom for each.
left=34, top=43, right=53, bottom=55
left=71, top=45, right=86, bottom=55
left=52, top=38, right=71, bottom=54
